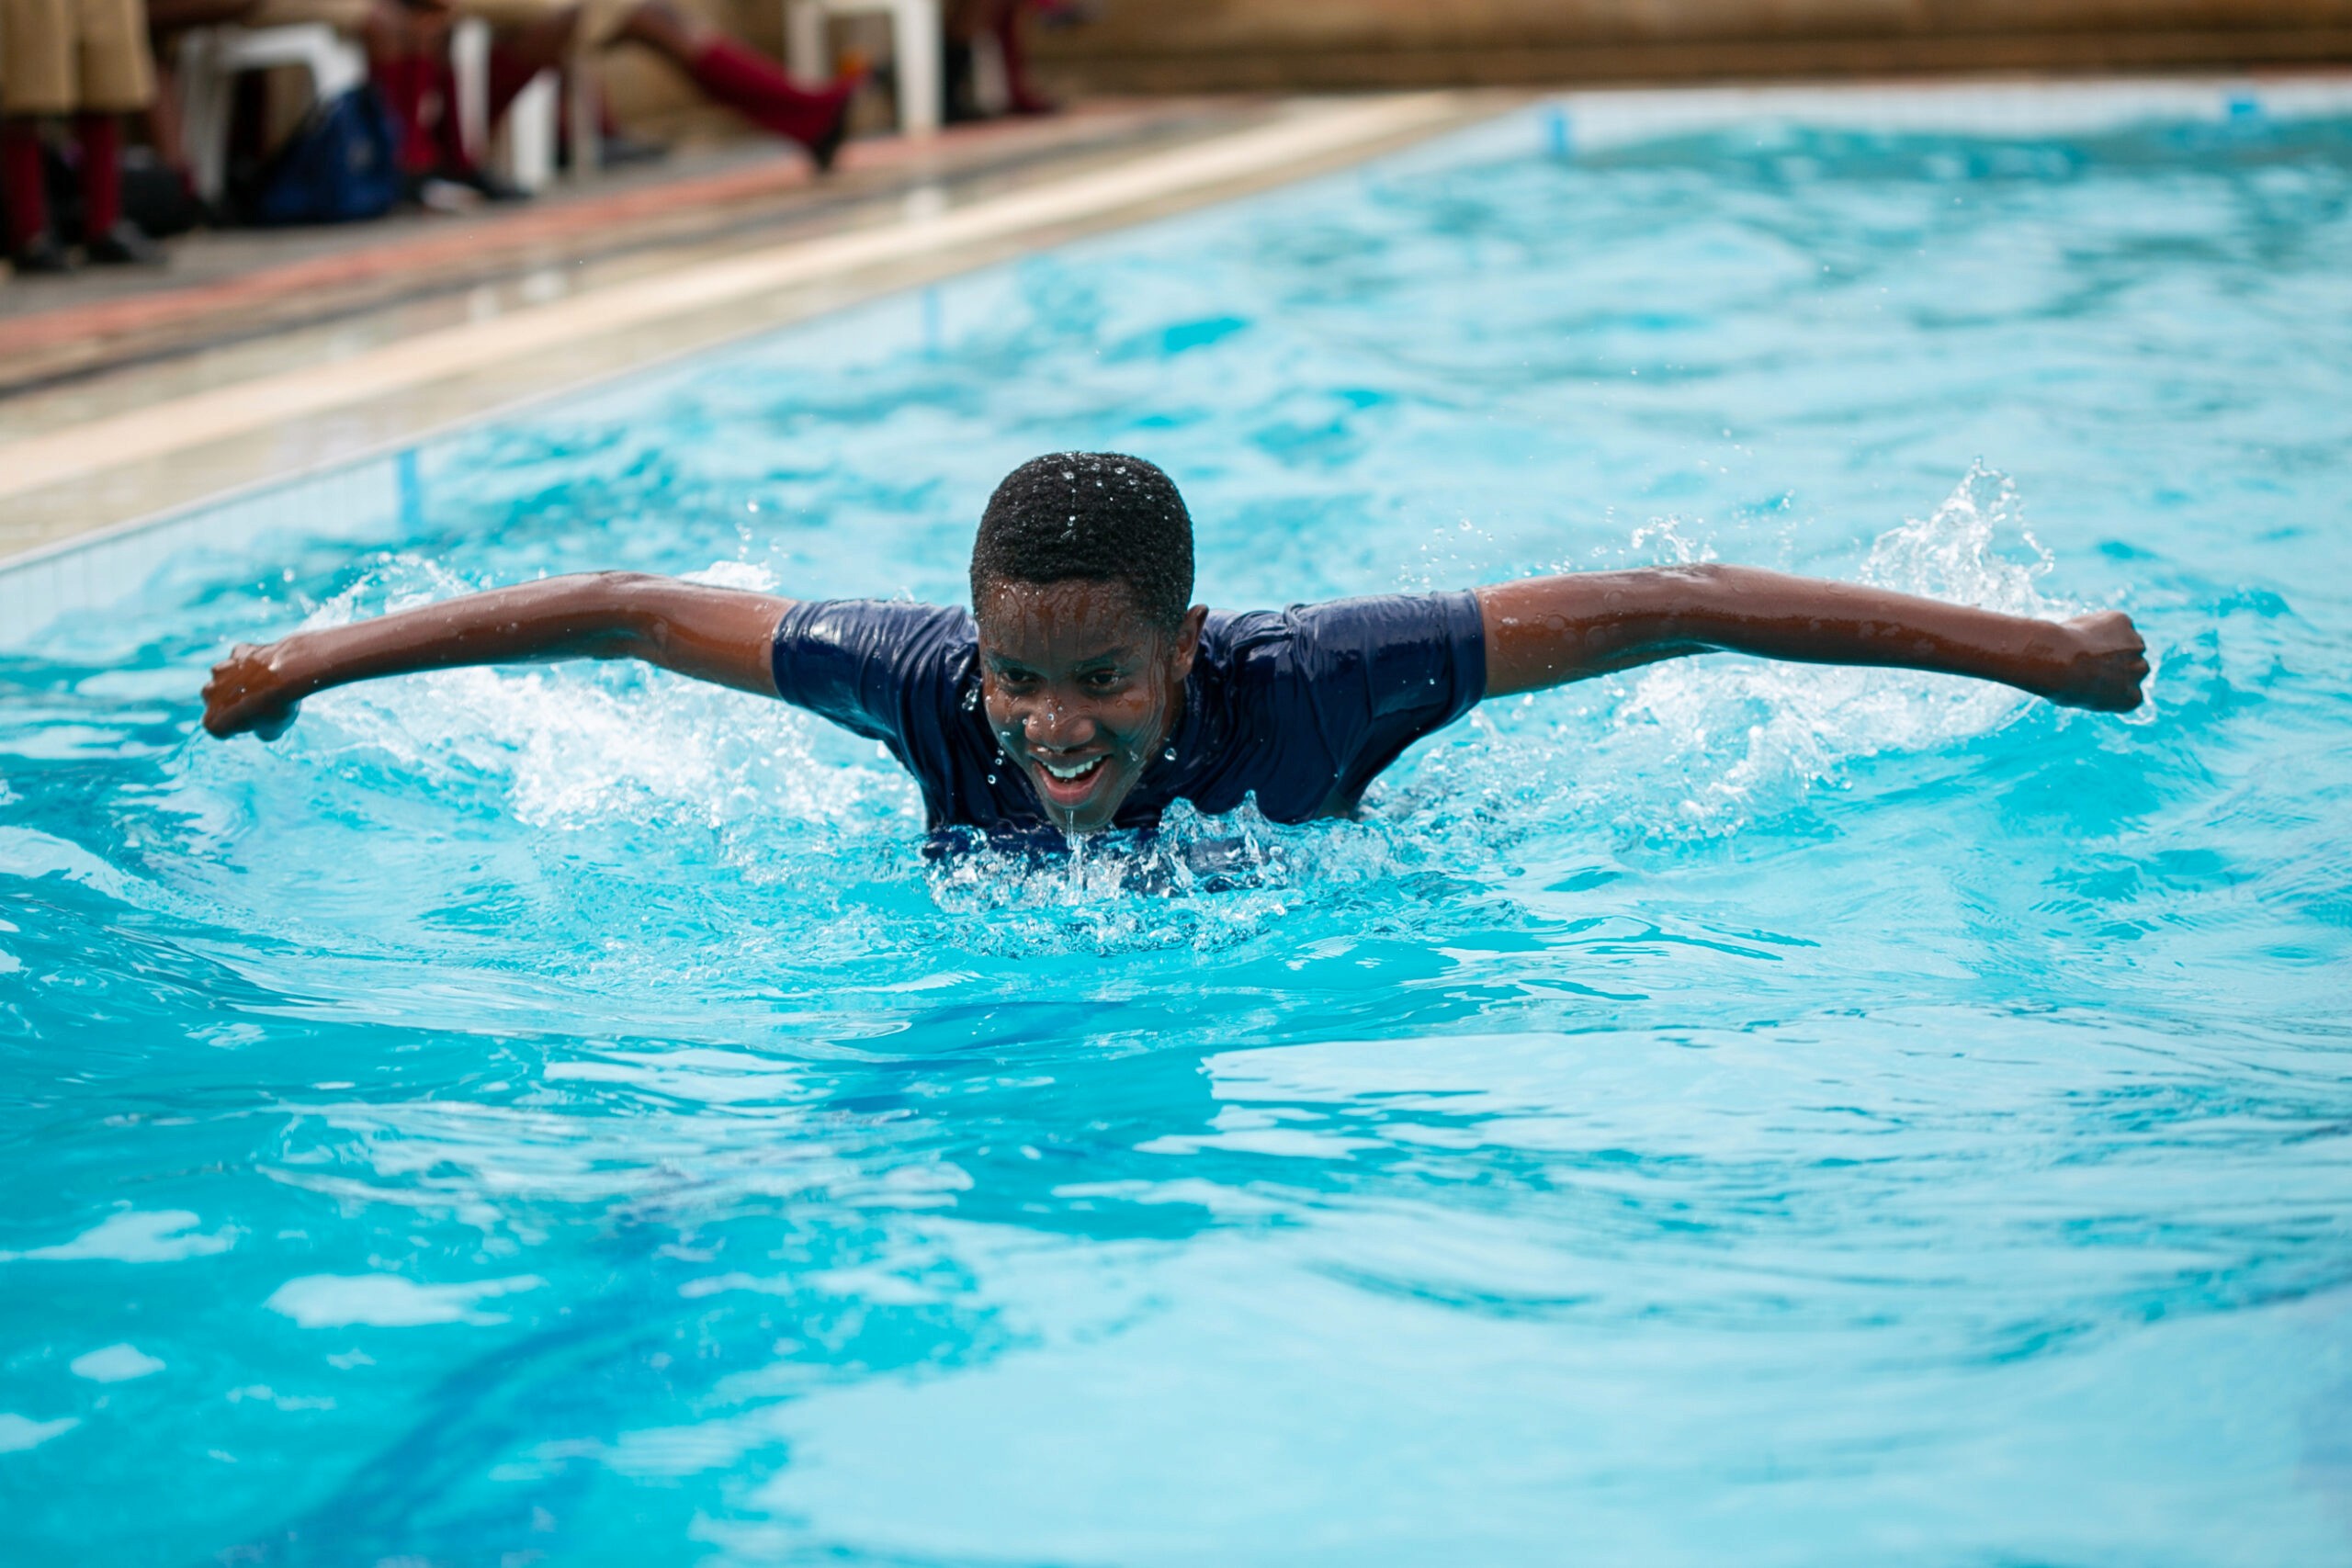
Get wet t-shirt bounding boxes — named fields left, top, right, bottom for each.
left=769, top=592, right=1487, bottom=840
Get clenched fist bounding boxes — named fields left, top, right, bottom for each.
left=2046, top=611, right=2149, bottom=712
left=201, top=641, right=304, bottom=740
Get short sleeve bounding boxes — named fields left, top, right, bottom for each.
left=770, top=599, right=973, bottom=751
left=1280, top=590, right=1487, bottom=807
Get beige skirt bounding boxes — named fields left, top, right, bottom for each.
left=1, top=0, right=156, bottom=115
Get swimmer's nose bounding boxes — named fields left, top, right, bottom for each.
left=1023, top=704, right=1098, bottom=750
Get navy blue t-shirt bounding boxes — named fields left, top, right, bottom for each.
left=770, top=592, right=1488, bottom=836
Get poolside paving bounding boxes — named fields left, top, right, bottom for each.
left=0, top=92, right=1502, bottom=560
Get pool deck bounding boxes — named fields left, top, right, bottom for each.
left=0, top=92, right=1500, bottom=563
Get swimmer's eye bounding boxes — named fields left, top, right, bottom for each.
left=1081, top=670, right=1125, bottom=692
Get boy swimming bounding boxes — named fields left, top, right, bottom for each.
left=201, top=453, right=2149, bottom=840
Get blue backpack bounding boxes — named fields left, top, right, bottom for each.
left=254, top=85, right=403, bottom=225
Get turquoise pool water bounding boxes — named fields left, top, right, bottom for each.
left=6, top=101, right=2352, bottom=1564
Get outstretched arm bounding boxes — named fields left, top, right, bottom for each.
left=1476, top=565, right=2146, bottom=710
left=201, top=572, right=789, bottom=739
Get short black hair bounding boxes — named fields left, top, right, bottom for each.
left=969, top=453, right=1193, bottom=629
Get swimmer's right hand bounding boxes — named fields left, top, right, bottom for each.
left=202, top=642, right=303, bottom=741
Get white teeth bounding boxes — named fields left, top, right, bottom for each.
left=1040, top=757, right=1103, bottom=781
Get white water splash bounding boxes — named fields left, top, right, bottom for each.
left=925, top=800, right=1407, bottom=953
left=1627, top=515, right=1719, bottom=568
left=294, top=558, right=909, bottom=839
left=1603, top=464, right=2074, bottom=835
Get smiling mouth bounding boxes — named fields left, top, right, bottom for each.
left=1030, top=753, right=1110, bottom=808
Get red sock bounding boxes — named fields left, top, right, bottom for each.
left=996, top=8, right=1049, bottom=114
left=374, top=56, right=437, bottom=175
left=76, top=113, right=123, bottom=236
left=429, top=57, right=472, bottom=171
left=2, top=119, right=50, bottom=250
left=687, top=38, right=854, bottom=151
left=485, top=44, right=540, bottom=139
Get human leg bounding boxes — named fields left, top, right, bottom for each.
left=435, top=0, right=582, bottom=192
left=466, top=0, right=659, bottom=167
left=74, top=110, right=164, bottom=260
left=942, top=0, right=1044, bottom=122
left=3, top=118, right=77, bottom=269
left=990, top=0, right=1048, bottom=116
left=365, top=1, right=448, bottom=177
left=615, top=0, right=858, bottom=169
left=2, top=0, right=74, bottom=265
left=74, top=0, right=168, bottom=259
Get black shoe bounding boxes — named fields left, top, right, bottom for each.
left=84, top=220, right=166, bottom=266
left=439, top=164, right=530, bottom=204
left=598, top=132, right=668, bottom=169
left=808, top=81, right=862, bottom=175
left=942, top=37, right=985, bottom=124
left=8, top=231, right=79, bottom=275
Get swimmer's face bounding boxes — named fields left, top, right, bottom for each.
left=976, top=578, right=1206, bottom=834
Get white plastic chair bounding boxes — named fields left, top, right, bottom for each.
left=177, top=24, right=368, bottom=203
left=450, top=18, right=566, bottom=192
left=785, top=0, right=940, bottom=138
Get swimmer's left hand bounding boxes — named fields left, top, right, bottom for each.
left=2046, top=611, right=2149, bottom=712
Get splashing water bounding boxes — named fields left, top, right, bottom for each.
left=1601, top=464, right=2075, bottom=833
left=5, top=108, right=2352, bottom=1568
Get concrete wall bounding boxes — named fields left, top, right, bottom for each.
left=1029, top=1, right=2352, bottom=93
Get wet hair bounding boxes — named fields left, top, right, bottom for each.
left=969, top=453, right=1194, bottom=630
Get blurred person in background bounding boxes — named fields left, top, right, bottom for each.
left=144, top=0, right=416, bottom=206
left=390, top=0, right=863, bottom=195
left=3, top=0, right=166, bottom=270
left=944, top=0, right=1048, bottom=121
left=143, top=0, right=853, bottom=224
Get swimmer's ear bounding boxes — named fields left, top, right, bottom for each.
left=1170, top=604, right=1208, bottom=678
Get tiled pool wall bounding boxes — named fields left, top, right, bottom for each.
left=5, top=73, right=2348, bottom=650
left=0, top=453, right=416, bottom=649
left=1538, top=74, right=2352, bottom=151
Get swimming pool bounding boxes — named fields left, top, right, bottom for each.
left=5, top=87, right=2352, bottom=1564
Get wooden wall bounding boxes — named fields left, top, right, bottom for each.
left=604, top=1, right=2352, bottom=141
left=1027, top=1, right=2352, bottom=93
